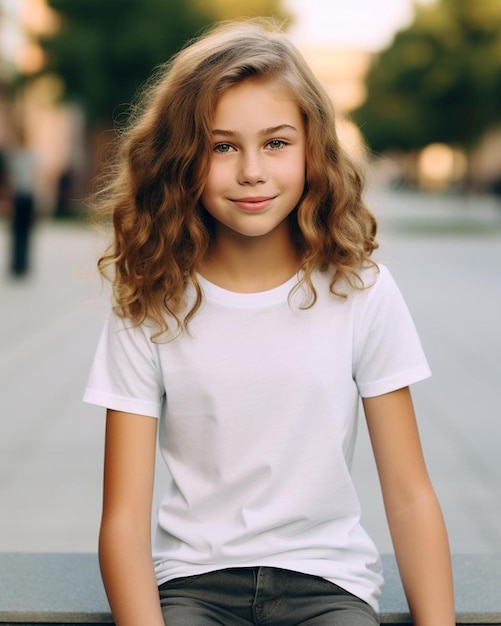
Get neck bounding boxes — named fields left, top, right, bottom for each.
left=199, top=225, right=301, bottom=293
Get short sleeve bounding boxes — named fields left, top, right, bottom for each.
left=83, top=312, right=164, bottom=417
left=353, top=265, right=431, bottom=398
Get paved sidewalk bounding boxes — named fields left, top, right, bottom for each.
left=1, top=189, right=500, bottom=554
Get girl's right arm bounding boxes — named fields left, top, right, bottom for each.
left=99, top=409, right=165, bottom=626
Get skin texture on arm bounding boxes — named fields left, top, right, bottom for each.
left=363, top=387, right=455, bottom=626
left=99, top=409, right=165, bottom=626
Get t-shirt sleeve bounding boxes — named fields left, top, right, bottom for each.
left=353, top=265, right=431, bottom=398
left=83, top=312, right=164, bottom=418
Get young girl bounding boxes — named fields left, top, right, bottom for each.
left=84, top=19, right=455, bottom=626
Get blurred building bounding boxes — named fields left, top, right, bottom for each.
left=294, top=45, right=372, bottom=167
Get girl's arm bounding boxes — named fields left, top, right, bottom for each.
left=99, top=409, right=165, bottom=626
left=363, top=387, right=455, bottom=626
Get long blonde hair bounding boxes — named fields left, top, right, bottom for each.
left=93, top=18, right=377, bottom=338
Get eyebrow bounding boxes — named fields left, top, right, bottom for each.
left=211, top=124, right=299, bottom=137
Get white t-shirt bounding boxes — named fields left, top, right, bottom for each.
left=84, top=264, right=431, bottom=612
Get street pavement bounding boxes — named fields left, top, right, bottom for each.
left=1, top=188, right=500, bottom=555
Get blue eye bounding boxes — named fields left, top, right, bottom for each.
left=214, top=143, right=234, bottom=153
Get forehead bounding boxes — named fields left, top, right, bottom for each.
left=212, top=78, right=302, bottom=130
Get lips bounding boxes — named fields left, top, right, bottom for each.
left=231, top=196, right=275, bottom=212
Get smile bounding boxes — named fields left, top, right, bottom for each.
left=231, top=197, right=275, bottom=212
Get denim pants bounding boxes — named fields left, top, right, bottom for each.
left=159, top=566, right=379, bottom=625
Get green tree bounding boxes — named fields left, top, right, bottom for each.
left=353, top=0, right=501, bottom=154
left=39, top=0, right=288, bottom=130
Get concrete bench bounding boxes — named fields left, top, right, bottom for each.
left=0, top=553, right=499, bottom=624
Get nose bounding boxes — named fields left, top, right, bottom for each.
left=237, top=151, right=267, bottom=185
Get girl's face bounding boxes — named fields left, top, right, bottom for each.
left=200, top=78, right=306, bottom=242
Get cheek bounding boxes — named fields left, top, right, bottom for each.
left=284, top=156, right=306, bottom=193
left=202, top=161, right=227, bottom=194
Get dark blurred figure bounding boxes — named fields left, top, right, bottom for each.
left=55, top=169, right=74, bottom=218
left=8, top=135, right=37, bottom=278
left=0, top=149, right=8, bottom=203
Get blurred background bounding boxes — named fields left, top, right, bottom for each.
left=0, top=0, right=500, bottom=557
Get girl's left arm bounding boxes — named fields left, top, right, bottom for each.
left=363, top=386, right=455, bottom=626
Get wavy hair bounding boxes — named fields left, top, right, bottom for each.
left=93, top=18, right=378, bottom=338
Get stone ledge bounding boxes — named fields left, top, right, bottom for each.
left=0, top=553, right=499, bottom=624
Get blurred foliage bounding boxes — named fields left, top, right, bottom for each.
left=37, top=0, right=289, bottom=130
left=195, top=0, right=290, bottom=22
left=353, top=0, right=501, bottom=154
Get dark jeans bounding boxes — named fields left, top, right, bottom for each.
left=11, top=192, right=34, bottom=276
left=159, top=566, right=379, bottom=625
